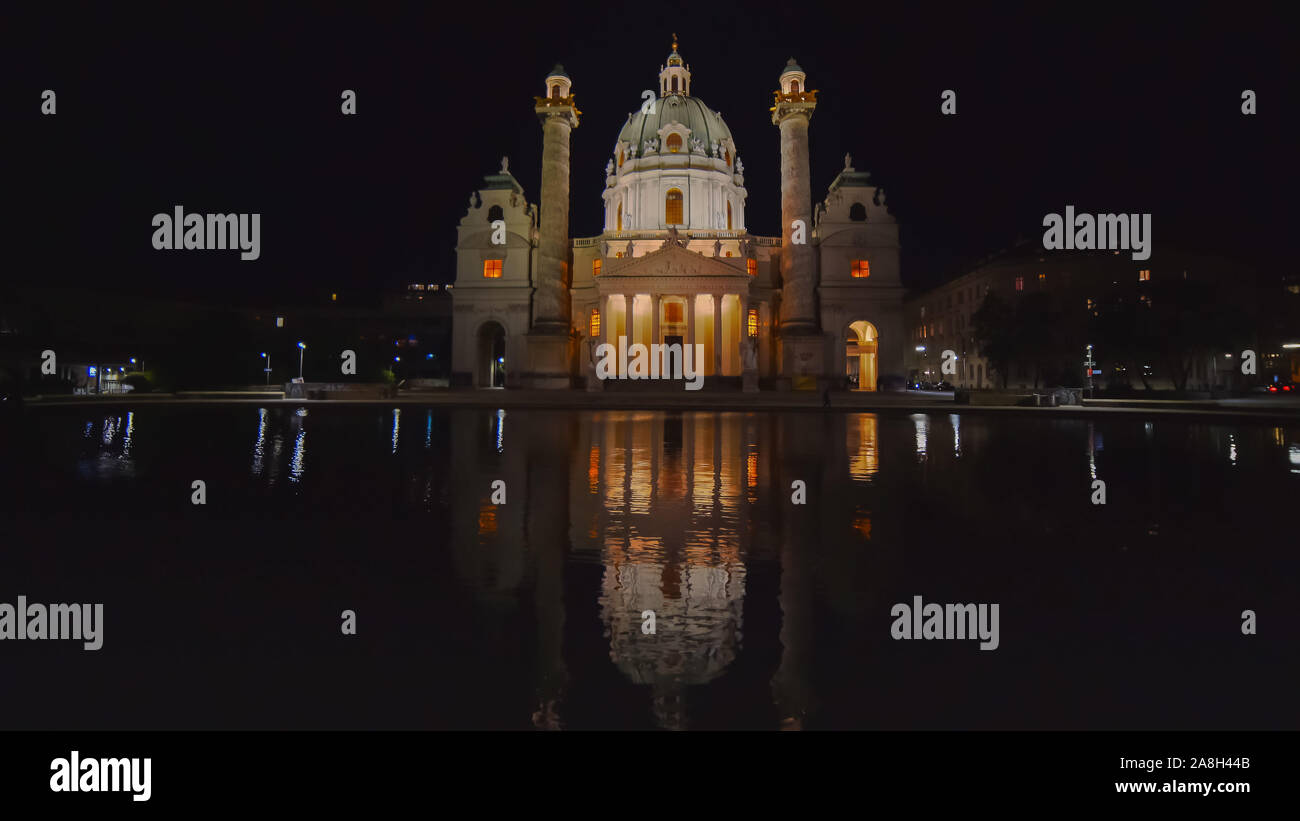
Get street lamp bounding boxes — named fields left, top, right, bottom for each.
left=260, top=351, right=271, bottom=385
left=297, top=342, right=306, bottom=381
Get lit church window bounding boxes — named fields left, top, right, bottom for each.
left=1139, top=269, right=1151, bottom=281
left=665, top=189, right=683, bottom=225
left=593, top=259, right=601, bottom=276
left=667, top=133, right=682, bottom=153
left=747, top=309, right=758, bottom=337
left=1015, top=276, right=1024, bottom=290
left=483, top=260, right=503, bottom=278
left=747, top=259, right=757, bottom=276
left=664, top=302, right=683, bottom=323
left=1038, top=273, right=1046, bottom=282
left=617, top=203, right=623, bottom=232
left=790, top=79, right=800, bottom=93
left=727, top=201, right=733, bottom=230
left=590, top=309, right=600, bottom=337
left=851, top=260, right=870, bottom=278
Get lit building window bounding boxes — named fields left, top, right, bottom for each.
left=618, top=150, right=625, bottom=168
left=851, top=260, right=870, bottom=278
left=725, top=149, right=732, bottom=166
left=1086, top=298, right=1094, bottom=309
left=725, top=251, right=733, bottom=257
left=615, top=251, right=624, bottom=258
left=747, top=308, right=758, bottom=337
left=664, top=302, right=683, bottom=323
left=331, top=293, right=337, bottom=301
left=616, top=203, right=623, bottom=232
left=747, top=259, right=757, bottom=276
left=1015, top=276, right=1024, bottom=291
left=483, top=260, right=503, bottom=278
left=1038, top=273, right=1046, bottom=282
left=665, top=189, right=683, bottom=225
left=592, top=259, right=601, bottom=277
left=1140, top=294, right=1152, bottom=307
left=1139, top=269, right=1151, bottom=281
left=590, top=309, right=600, bottom=338
left=666, top=133, right=682, bottom=153
left=727, top=201, right=733, bottom=230
left=276, top=316, right=284, bottom=327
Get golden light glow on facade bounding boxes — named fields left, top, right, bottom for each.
left=667, top=133, right=682, bottom=153
left=851, top=259, right=870, bottom=278
left=593, top=258, right=602, bottom=277
left=747, top=308, right=758, bottom=337
left=590, top=308, right=600, bottom=338
left=483, top=259, right=503, bottom=278
left=664, top=302, right=683, bottom=323
left=747, top=259, right=757, bottom=276
left=1139, top=269, right=1151, bottom=281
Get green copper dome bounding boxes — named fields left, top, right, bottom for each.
left=617, top=94, right=733, bottom=149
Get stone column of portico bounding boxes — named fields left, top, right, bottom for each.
left=686, top=294, right=696, bottom=350
left=651, top=294, right=661, bottom=349
left=713, top=293, right=723, bottom=377
left=625, top=293, right=636, bottom=376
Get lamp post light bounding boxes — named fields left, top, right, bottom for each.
left=261, top=352, right=271, bottom=385
left=297, top=342, right=306, bottom=381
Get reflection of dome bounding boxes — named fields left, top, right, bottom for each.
left=603, top=562, right=746, bottom=692
left=617, top=95, right=733, bottom=149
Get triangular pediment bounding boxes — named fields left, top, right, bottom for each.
left=602, top=241, right=747, bottom=279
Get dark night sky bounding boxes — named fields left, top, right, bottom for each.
left=8, top=1, right=1295, bottom=305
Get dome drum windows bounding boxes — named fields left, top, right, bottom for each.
left=665, top=189, right=684, bottom=225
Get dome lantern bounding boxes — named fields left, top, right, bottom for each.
left=658, top=34, right=691, bottom=97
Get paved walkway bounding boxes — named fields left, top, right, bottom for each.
left=23, top=389, right=1300, bottom=419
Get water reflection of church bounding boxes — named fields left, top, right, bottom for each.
left=448, top=409, right=894, bottom=729
left=451, top=38, right=905, bottom=392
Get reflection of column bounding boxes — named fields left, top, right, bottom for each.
left=527, top=413, right=574, bottom=728
left=772, top=414, right=819, bottom=728
left=713, top=294, right=722, bottom=377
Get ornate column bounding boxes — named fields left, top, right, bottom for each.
left=771, top=58, right=828, bottom=388
left=526, top=65, right=581, bottom=388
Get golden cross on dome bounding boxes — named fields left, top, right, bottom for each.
left=672, top=33, right=678, bottom=49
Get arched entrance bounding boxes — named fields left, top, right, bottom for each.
left=846, top=320, right=879, bottom=392
left=477, top=321, right=506, bottom=388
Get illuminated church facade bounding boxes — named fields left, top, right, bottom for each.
left=452, top=38, right=904, bottom=391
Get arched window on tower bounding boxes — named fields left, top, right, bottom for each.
left=550, top=84, right=560, bottom=99
left=666, top=133, right=682, bottom=154
left=671, top=77, right=679, bottom=93
left=618, top=149, right=625, bottom=167
left=616, top=203, right=623, bottom=232
left=849, top=202, right=867, bottom=222
left=726, top=201, right=733, bottom=230
left=488, top=205, right=504, bottom=223
left=790, top=79, right=800, bottom=93
left=725, top=148, right=731, bottom=166
left=665, top=189, right=683, bottom=225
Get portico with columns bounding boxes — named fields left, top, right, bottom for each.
left=590, top=243, right=754, bottom=378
